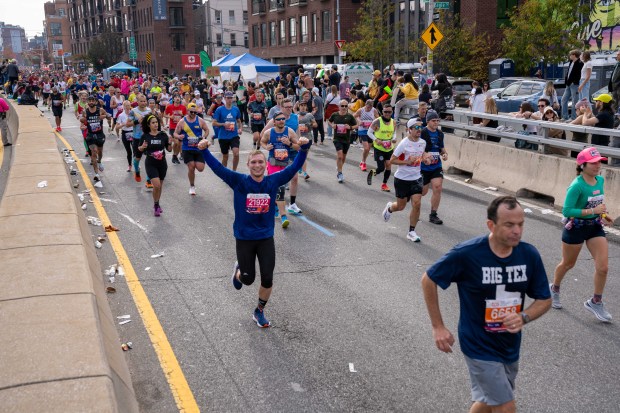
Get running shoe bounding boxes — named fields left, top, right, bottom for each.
left=253, top=308, right=271, bottom=328
left=367, top=169, right=376, bottom=185
left=108, top=126, right=112, bottom=133
left=429, top=213, right=443, bottom=225
left=134, top=172, right=142, bottom=182
left=550, top=284, right=562, bottom=309
left=55, top=127, right=60, bottom=132
left=337, top=172, right=344, bottom=183
left=382, top=202, right=392, bottom=222
left=281, top=216, right=290, bottom=228
left=304, top=172, right=310, bottom=181
left=287, top=203, right=302, bottom=215
left=231, top=261, right=242, bottom=290
left=189, top=186, right=196, bottom=196
left=98, top=163, right=104, bottom=172
left=584, top=299, right=612, bottom=322
left=172, top=155, right=180, bottom=164
left=275, top=208, right=279, bottom=218
left=126, top=165, right=131, bottom=172
left=407, top=230, right=421, bottom=242
left=154, top=205, right=161, bottom=217
left=93, top=174, right=100, bottom=182
left=145, top=181, right=154, bottom=190
left=58, top=127, right=62, bottom=131
left=381, top=183, right=390, bottom=192
left=360, top=162, right=367, bottom=171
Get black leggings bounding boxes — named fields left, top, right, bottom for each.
left=313, top=119, right=325, bottom=143
left=121, top=130, right=133, bottom=166
left=236, top=237, right=275, bottom=289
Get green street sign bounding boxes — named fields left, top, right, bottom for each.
left=435, top=2, right=450, bottom=9
left=129, top=37, right=137, bottom=59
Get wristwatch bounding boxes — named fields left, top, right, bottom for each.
left=521, top=312, right=531, bottom=325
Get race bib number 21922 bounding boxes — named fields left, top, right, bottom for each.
left=246, top=193, right=270, bottom=214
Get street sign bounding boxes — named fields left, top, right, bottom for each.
left=182, top=54, right=201, bottom=70
left=129, top=37, right=137, bottom=60
left=206, top=66, right=220, bottom=77
left=64, top=52, right=72, bottom=57
left=420, top=22, right=444, bottom=50
left=224, top=47, right=230, bottom=53
left=146, top=50, right=152, bottom=64
left=335, top=40, right=346, bottom=50
left=433, top=12, right=440, bottom=21
left=434, top=2, right=450, bottom=9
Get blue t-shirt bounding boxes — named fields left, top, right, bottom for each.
left=129, top=107, right=151, bottom=141
left=420, top=128, right=444, bottom=171
left=202, top=147, right=308, bottom=240
left=103, top=94, right=113, bottom=114
left=427, top=235, right=550, bottom=364
left=268, top=127, right=293, bottom=166
left=213, top=105, right=241, bottom=140
left=180, top=116, right=204, bottom=151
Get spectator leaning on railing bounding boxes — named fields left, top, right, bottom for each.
left=581, top=94, right=613, bottom=147
left=541, top=106, right=569, bottom=156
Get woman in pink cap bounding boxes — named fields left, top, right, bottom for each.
left=550, top=147, right=614, bottom=322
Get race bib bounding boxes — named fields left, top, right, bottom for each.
left=187, top=137, right=200, bottom=147
left=274, top=148, right=288, bottom=161
left=152, top=150, right=164, bottom=160
left=484, top=298, right=521, bottom=333
left=126, top=132, right=134, bottom=141
left=53, top=100, right=62, bottom=106
left=429, top=151, right=440, bottom=165
left=252, top=113, right=262, bottom=120
left=246, top=193, right=270, bottom=214
left=361, top=121, right=372, bottom=128
left=225, top=122, right=236, bottom=131
left=89, top=121, right=102, bottom=132
left=336, top=124, right=347, bottom=134
left=381, top=140, right=392, bottom=149
left=299, top=124, right=309, bottom=133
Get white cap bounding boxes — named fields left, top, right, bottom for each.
left=406, top=117, right=422, bottom=128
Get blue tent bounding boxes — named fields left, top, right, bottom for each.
left=212, top=54, right=236, bottom=66
left=107, top=61, right=139, bottom=72
left=218, top=53, right=279, bottom=73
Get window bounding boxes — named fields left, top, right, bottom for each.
left=500, top=82, right=520, bottom=97
left=322, top=10, right=331, bottom=41
left=311, top=13, right=316, bottom=42
left=169, top=7, right=183, bottom=26
left=289, top=17, right=296, bottom=44
left=243, top=10, right=248, bottom=26
left=252, top=25, right=259, bottom=47
left=300, top=15, right=307, bottom=43
left=50, top=22, right=62, bottom=36
left=270, top=22, right=276, bottom=46
left=497, top=0, right=518, bottom=27
left=215, top=10, right=221, bottom=24
left=230, top=33, right=237, bottom=46
left=244, top=32, right=249, bottom=48
left=58, top=8, right=66, bottom=16
left=171, top=33, right=185, bottom=50
left=261, top=23, right=267, bottom=47
left=229, top=10, right=235, bottom=24
left=216, top=33, right=222, bottom=47
left=279, top=20, right=286, bottom=45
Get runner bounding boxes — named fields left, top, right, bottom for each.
left=111, top=88, right=125, bottom=140
left=196, top=136, right=312, bottom=327
left=116, top=100, right=134, bottom=172
left=212, top=91, right=243, bottom=170
left=354, top=99, right=379, bottom=171
left=421, top=110, right=447, bottom=225
left=41, top=78, right=52, bottom=110
left=248, top=89, right=268, bottom=149
left=48, top=86, right=64, bottom=132
left=550, top=147, right=614, bottom=321
left=295, top=100, right=316, bottom=181
left=103, top=86, right=114, bottom=132
left=164, top=94, right=187, bottom=165
left=127, top=94, right=153, bottom=188
left=328, top=99, right=357, bottom=183
left=367, top=103, right=396, bottom=192
left=80, top=95, right=109, bottom=188
left=138, top=114, right=172, bottom=216
left=381, top=117, right=431, bottom=242
left=174, top=103, right=210, bottom=195
left=422, top=196, right=551, bottom=413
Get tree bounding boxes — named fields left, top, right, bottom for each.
left=408, top=13, right=495, bottom=81
left=343, top=0, right=403, bottom=69
left=501, top=0, right=587, bottom=76
left=87, top=30, right=124, bottom=71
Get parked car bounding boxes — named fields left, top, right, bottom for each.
left=493, top=79, right=565, bottom=113
left=486, top=77, right=535, bottom=97
left=449, top=78, right=476, bottom=107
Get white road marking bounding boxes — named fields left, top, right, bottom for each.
left=119, top=212, right=148, bottom=232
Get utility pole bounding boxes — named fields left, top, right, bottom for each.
left=206, top=0, right=213, bottom=59
left=426, top=0, right=434, bottom=79
left=336, top=0, right=341, bottom=64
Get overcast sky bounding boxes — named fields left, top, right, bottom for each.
left=0, top=0, right=47, bottom=37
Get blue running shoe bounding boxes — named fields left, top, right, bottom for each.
left=231, top=261, right=242, bottom=290
left=253, top=308, right=271, bottom=328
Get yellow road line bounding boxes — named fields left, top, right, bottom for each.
left=55, top=131, right=200, bottom=413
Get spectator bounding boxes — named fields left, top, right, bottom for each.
left=562, top=49, right=583, bottom=120
left=579, top=51, right=593, bottom=102
left=329, top=65, right=341, bottom=87
left=418, top=56, right=428, bottom=85
left=607, top=50, right=620, bottom=104
left=324, top=85, right=341, bottom=138
left=339, top=75, right=351, bottom=100
left=469, top=86, right=486, bottom=124
left=542, top=81, right=560, bottom=112
left=480, top=97, right=500, bottom=142
left=18, top=86, right=38, bottom=106
left=393, top=73, right=419, bottom=124
left=6, top=59, right=19, bottom=96
left=351, top=78, right=364, bottom=94
left=569, top=99, right=590, bottom=157
left=0, top=94, right=12, bottom=146
left=581, top=94, right=614, bottom=148
left=541, top=106, right=569, bottom=156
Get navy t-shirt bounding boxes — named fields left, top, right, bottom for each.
left=427, top=235, right=550, bottom=364
left=420, top=128, right=444, bottom=172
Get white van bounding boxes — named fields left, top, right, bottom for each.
left=343, top=62, right=374, bottom=85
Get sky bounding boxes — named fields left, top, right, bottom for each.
left=0, top=0, right=47, bottom=37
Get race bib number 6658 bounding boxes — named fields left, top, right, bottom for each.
left=484, top=297, right=521, bottom=333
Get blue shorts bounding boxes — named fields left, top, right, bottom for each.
left=562, top=222, right=606, bottom=244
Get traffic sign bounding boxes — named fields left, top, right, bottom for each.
left=146, top=50, right=152, bottom=64
left=129, top=37, right=137, bottom=60
left=335, top=40, right=346, bottom=50
left=420, top=22, right=444, bottom=50
left=434, top=2, right=450, bottom=9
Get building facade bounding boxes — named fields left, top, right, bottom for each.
left=67, top=0, right=196, bottom=75
left=44, top=0, right=72, bottom=67
left=194, top=0, right=249, bottom=62
left=247, top=0, right=362, bottom=65
left=0, top=23, right=28, bottom=63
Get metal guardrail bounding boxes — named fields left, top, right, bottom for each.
left=443, top=109, right=620, bottom=160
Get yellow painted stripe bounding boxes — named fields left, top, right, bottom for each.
left=55, top=132, right=200, bottom=413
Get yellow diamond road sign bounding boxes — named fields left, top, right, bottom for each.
left=421, top=22, right=444, bottom=50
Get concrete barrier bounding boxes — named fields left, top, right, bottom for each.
left=0, top=100, right=139, bottom=412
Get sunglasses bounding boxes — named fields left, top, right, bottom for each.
left=274, top=117, right=285, bottom=121
left=538, top=105, right=545, bottom=108
left=409, top=125, right=423, bottom=130
left=340, top=105, right=348, bottom=107
left=188, top=111, right=197, bottom=114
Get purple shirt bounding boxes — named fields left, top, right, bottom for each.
left=339, top=82, right=351, bottom=100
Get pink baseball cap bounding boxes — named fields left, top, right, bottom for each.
left=577, top=147, right=607, bottom=165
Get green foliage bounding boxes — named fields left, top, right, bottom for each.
left=344, top=0, right=404, bottom=68
left=502, top=0, right=586, bottom=75
left=87, top=30, right=124, bottom=71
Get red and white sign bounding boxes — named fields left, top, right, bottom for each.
left=335, top=40, right=346, bottom=50
left=182, top=54, right=201, bottom=70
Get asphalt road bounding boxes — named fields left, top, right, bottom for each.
left=43, top=104, right=620, bottom=412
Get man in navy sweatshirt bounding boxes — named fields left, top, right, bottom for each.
left=198, top=136, right=312, bottom=327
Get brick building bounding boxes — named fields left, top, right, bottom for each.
left=67, top=0, right=196, bottom=75
left=44, top=0, right=72, bottom=67
left=248, top=0, right=362, bottom=65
